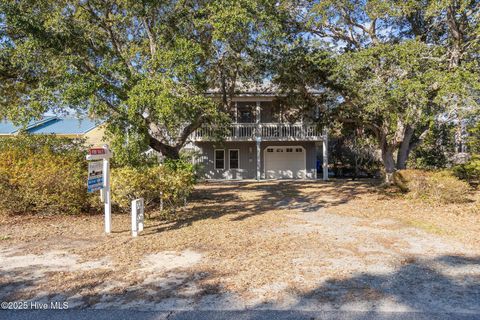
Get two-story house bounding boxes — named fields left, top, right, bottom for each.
left=189, top=88, right=328, bottom=180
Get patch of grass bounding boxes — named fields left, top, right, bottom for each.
left=403, top=219, right=447, bottom=236
left=0, top=235, right=11, bottom=240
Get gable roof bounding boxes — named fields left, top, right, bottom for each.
left=0, top=117, right=102, bottom=135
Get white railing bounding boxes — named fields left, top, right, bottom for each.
left=191, top=123, right=323, bottom=141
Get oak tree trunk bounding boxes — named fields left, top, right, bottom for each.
left=396, top=125, right=414, bottom=170
left=382, top=147, right=396, bottom=184
left=149, top=136, right=181, bottom=160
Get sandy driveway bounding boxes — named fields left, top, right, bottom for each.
left=0, top=180, right=479, bottom=314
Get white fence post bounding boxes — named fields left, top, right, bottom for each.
left=160, top=191, right=163, bottom=211
left=131, top=198, right=144, bottom=237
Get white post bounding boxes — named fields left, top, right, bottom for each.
left=160, top=191, right=163, bottom=211
left=256, top=101, right=262, bottom=181
left=131, top=200, right=138, bottom=237
left=131, top=198, right=144, bottom=237
left=103, top=151, right=111, bottom=233
left=234, top=101, right=238, bottom=123
left=256, top=137, right=261, bottom=180
left=256, top=101, right=261, bottom=124
left=322, top=130, right=329, bottom=181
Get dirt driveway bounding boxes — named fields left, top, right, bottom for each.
left=1, top=180, right=479, bottom=314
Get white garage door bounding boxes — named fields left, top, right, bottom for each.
left=264, top=146, right=306, bottom=179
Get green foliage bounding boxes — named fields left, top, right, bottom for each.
left=0, top=135, right=94, bottom=215
left=395, top=169, right=472, bottom=204
left=329, top=124, right=382, bottom=178
left=110, top=159, right=196, bottom=214
left=467, top=121, right=480, bottom=154
left=409, top=123, right=456, bottom=169
left=453, top=155, right=480, bottom=186
left=0, top=0, right=288, bottom=158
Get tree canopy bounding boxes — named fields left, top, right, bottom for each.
left=0, top=0, right=479, bottom=180
left=271, top=0, right=479, bottom=181
left=0, top=0, right=290, bottom=160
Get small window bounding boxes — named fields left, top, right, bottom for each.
left=276, top=148, right=284, bottom=152
left=267, top=148, right=274, bottom=152
left=295, top=148, right=303, bottom=152
left=214, top=149, right=225, bottom=169
left=286, top=148, right=293, bottom=153
left=229, top=149, right=239, bottom=169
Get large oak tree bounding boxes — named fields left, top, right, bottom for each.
left=273, top=0, right=479, bottom=182
left=0, top=0, right=290, bottom=160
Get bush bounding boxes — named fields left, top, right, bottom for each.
left=0, top=135, right=94, bottom=215
left=111, top=159, right=196, bottom=213
left=395, top=169, right=472, bottom=204
left=453, top=155, right=480, bottom=187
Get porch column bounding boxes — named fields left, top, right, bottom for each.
left=234, top=101, right=238, bottom=123
left=256, top=137, right=261, bottom=180
left=256, top=101, right=262, bottom=180
left=322, top=129, right=329, bottom=181
left=255, top=101, right=261, bottom=124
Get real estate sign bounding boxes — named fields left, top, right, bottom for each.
left=86, top=145, right=113, bottom=234
left=87, top=161, right=104, bottom=193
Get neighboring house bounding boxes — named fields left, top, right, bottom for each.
left=189, top=88, right=328, bottom=180
left=0, top=116, right=106, bottom=146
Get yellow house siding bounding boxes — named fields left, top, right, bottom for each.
left=84, top=125, right=107, bottom=146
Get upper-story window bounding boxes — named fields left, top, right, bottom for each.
left=260, top=101, right=282, bottom=123
left=237, top=102, right=256, bottom=123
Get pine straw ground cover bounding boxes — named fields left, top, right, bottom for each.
left=0, top=180, right=479, bottom=309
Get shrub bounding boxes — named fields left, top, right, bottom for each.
left=110, top=166, right=162, bottom=211
left=453, top=155, right=480, bottom=187
left=395, top=169, right=472, bottom=204
left=0, top=135, right=94, bottom=215
left=111, top=159, right=196, bottom=213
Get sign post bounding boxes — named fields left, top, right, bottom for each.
left=86, top=145, right=113, bottom=234
left=131, top=198, right=144, bottom=237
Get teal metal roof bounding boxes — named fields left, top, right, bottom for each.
left=0, top=117, right=101, bottom=135
left=0, top=120, right=22, bottom=134
left=28, top=118, right=100, bottom=135
left=0, top=117, right=57, bottom=134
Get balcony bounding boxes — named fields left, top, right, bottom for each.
left=191, top=123, right=324, bottom=142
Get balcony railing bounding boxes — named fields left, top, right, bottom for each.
left=191, top=123, right=323, bottom=141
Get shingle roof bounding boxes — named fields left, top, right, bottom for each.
left=0, top=117, right=102, bottom=135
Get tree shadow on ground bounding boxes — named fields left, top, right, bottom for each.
left=1, top=254, right=479, bottom=319
left=264, top=255, right=480, bottom=315
left=145, top=179, right=378, bottom=234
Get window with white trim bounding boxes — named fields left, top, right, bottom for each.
left=214, top=149, right=225, bottom=169
left=286, top=148, right=293, bottom=152
left=229, top=149, right=239, bottom=169
left=295, top=148, right=303, bottom=152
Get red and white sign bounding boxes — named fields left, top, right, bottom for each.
left=86, top=146, right=112, bottom=161
left=88, top=148, right=107, bottom=156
